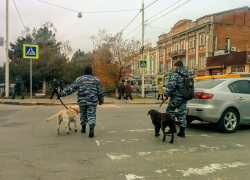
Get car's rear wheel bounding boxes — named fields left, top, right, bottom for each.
left=187, top=118, right=193, bottom=125
left=217, top=108, right=239, bottom=133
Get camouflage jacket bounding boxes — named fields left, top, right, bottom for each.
left=60, top=75, right=104, bottom=106
left=164, top=67, right=190, bottom=101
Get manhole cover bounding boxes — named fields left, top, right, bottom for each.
left=112, top=116, right=130, bottom=119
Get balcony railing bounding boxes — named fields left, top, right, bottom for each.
left=168, top=49, right=186, bottom=57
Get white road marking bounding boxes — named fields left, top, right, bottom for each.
left=176, top=162, right=248, bottom=176
left=107, top=153, right=131, bottom=160
left=200, top=134, right=213, bottom=137
left=96, top=141, right=100, bottom=146
left=108, top=131, right=117, bottom=133
left=125, top=174, right=145, bottom=180
left=137, top=152, right=151, bottom=156
left=106, top=141, right=116, bottom=143
left=124, top=129, right=154, bottom=132
left=121, top=139, right=125, bottom=142
left=232, top=143, right=245, bottom=147
left=155, top=169, right=167, bottom=173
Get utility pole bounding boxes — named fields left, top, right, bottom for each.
left=141, top=0, right=145, bottom=98
left=5, top=0, right=9, bottom=97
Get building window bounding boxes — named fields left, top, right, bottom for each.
left=153, top=55, right=156, bottom=71
left=214, top=36, right=217, bottom=50
left=189, top=57, right=195, bottom=69
left=189, top=38, right=192, bottom=48
left=181, top=41, right=183, bottom=50
left=181, top=59, right=186, bottom=67
left=227, top=38, right=230, bottom=51
left=150, top=56, right=153, bottom=71
left=167, top=61, right=171, bottom=72
left=166, top=46, right=169, bottom=56
left=204, top=34, right=206, bottom=45
left=200, top=56, right=206, bottom=69
left=184, top=39, right=186, bottom=49
left=200, top=34, right=203, bottom=46
left=176, top=43, right=179, bottom=51
left=160, top=63, right=163, bottom=72
left=193, top=37, right=196, bottom=48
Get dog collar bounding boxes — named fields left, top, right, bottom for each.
left=70, top=108, right=78, bottom=113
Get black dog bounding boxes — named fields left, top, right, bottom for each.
left=147, top=109, right=181, bottom=143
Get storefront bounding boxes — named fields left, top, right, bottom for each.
left=206, top=51, right=249, bottom=75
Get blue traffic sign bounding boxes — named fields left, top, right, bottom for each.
left=139, top=59, right=148, bottom=69
left=23, top=44, right=39, bottom=59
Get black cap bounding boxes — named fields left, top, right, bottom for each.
left=84, top=66, right=92, bottom=75
left=174, top=61, right=183, bottom=67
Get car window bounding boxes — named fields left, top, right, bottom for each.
left=228, top=80, right=250, bottom=94
left=194, top=79, right=225, bottom=89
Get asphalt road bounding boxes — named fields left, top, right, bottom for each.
left=1, top=103, right=250, bottom=180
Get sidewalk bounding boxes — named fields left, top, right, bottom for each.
left=0, top=92, right=114, bottom=106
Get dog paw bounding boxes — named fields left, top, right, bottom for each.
left=169, top=141, right=173, bottom=143
left=162, top=139, right=165, bottom=142
left=75, top=129, right=78, bottom=132
left=57, top=133, right=60, bottom=135
left=67, top=132, right=69, bottom=134
left=69, top=128, right=72, bottom=130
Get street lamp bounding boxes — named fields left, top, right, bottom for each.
left=78, top=12, right=82, bottom=18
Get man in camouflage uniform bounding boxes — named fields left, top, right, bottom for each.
left=58, top=66, right=104, bottom=137
left=163, top=61, right=189, bottom=138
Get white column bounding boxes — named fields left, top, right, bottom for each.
left=186, top=38, right=189, bottom=68
left=195, top=33, right=199, bottom=66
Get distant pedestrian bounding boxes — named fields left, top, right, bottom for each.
left=118, top=80, right=126, bottom=100
left=50, top=78, right=59, bottom=99
left=157, top=82, right=163, bottom=100
left=12, top=78, right=24, bottom=99
left=125, top=81, right=133, bottom=100
left=59, top=80, right=64, bottom=93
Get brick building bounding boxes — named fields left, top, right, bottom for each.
left=157, top=6, right=250, bottom=83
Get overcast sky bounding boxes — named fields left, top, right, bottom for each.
left=0, top=0, right=249, bottom=66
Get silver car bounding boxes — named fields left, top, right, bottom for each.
left=186, top=78, right=250, bottom=133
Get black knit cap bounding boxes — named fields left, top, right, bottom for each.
left=84, top=66, right=93, bottom=75
left=174, top=61, right=183, bottom=67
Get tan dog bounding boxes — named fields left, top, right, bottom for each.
left=45, top=105, right=80, bottom=135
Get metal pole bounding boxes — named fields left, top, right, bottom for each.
left=30, top=59, right=32, bottom=102
left=141, top=0, right=145, bottom=98
left=5, top=0, right=9, bottom=97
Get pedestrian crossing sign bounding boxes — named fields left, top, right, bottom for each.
left=139, top=59, right=148, bottom=69
left=23, top=44, right=39, bottom=59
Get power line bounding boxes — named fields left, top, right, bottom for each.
left=13, top=0, right=26, bottom=29
left=37, top=0, right=140, bottom=13
left=133, top=29, right=142, bottom=39
left=145, top=0, right=181, bottom=22
left=146, top=0, right=191, bottom=24
left=122, top=10, right=142, bottom=32
left=144, top=0, right=159, bottom=10
left=123, top=24, right=142, bottom=38
left=146, top=25, right=170, bottom=31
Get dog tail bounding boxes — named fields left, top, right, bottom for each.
left=45, top=112, right=62, bottom=122
left=172, top=118, right=182, bottom=125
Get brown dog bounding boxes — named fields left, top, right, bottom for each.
left=45, top=105, right=80, bottom=135
left=147, top=109, right=181, bottom=143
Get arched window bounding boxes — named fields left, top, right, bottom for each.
left=153, top=55, right=156, bottom=71
left=150, top=56, right=153, bottom=71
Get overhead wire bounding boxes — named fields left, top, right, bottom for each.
left=146, top=0, right=191, bottom=24
left=13, top=0, right=26, bottom=29
left=146, top=25, right=170, bottom=31
left=144, top=0, right=159, bottom=10
left=123, top=24, right=142, bottom=38
left=37, top=0, right=140, bottom=13
left=145, top=0, right=181, bottom=22
left=122, top=10, right=142, bottom=32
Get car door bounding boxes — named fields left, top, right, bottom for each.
left=228, top=80, right=250, bottom=122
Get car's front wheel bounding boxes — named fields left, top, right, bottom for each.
left=217, top=108, right=239, bottom=133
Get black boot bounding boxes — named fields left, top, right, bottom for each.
left=89, top=126, right=94, bottom=137
left=81, top=125, right=86, bottom=133
left=165, top=126, right=177, bottom=134
left=177, top=127, right=185, bottom=138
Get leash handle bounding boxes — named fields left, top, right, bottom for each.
left=59, top=98, right=68, bottom=109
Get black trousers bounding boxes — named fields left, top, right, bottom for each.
left=126, top=92, right=133, bottom=100
left=50, top=89, right=58, bottom=99
left=118, top=94, right=125, bottom=99
left=157, top=94, right=163, bottom=100
left=60, top=87, right=63, bottom=93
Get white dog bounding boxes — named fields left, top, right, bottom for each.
left=45, top=105, right=80, bottom=135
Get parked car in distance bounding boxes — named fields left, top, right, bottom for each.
left=186, top=78, right=250, bottom=133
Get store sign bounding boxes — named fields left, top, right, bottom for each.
left=231, top=66, right=245, bottom=72
left=145, top=80, right=152, bottom=84
left=212, top=69, right=221, bottom=73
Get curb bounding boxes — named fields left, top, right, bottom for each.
left=0, top=101, right=114, bottom=106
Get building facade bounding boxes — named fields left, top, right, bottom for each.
left=127, top=6, right=250, bottom=86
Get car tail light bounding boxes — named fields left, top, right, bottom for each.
left=194, top=92, right=214, bottom=99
